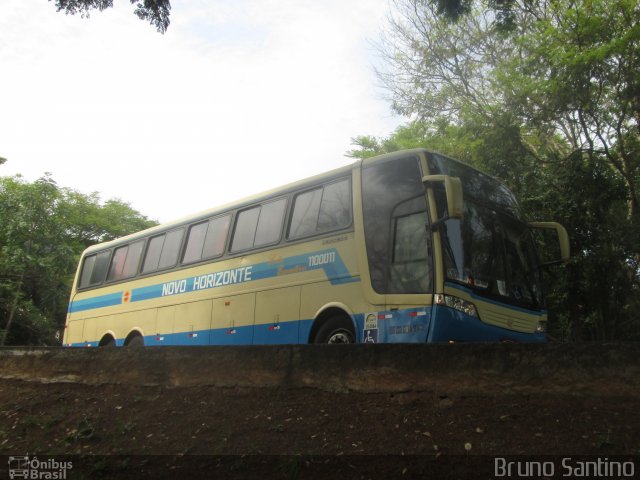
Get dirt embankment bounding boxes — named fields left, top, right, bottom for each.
left=1, top=344, right=639, bottom=479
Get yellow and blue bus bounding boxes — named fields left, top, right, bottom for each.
left=63, top=149, right=569, bottom=347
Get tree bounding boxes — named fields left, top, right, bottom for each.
left=499, top=0, right=640, bottom=219
left=349, top=119, right=640, bottom=341
left=50, top=0, right=171, bottom=33
left=0, top=175, right=73, bottom=345
left=352, top=0, right=640, bottom=339
left=0, top=174, right=156, bottom=345
left=378, top=1, right=516, bottom=124
left=380, top=0, right=640, bottom=220
left=427, top=0, right=524, bottom=28
left=61, top=190, right=157, bottom=250
left=348, top=122, right=433, bottom=159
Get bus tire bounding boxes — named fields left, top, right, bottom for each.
left=314, top=316, right=355, bottom=344
left=99, top=335, right=116, bottom=347
left=126, top=335, right=145, bottom=348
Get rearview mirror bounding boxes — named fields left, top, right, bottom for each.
left=423, top=174, right=463, bottom=220
left=529, top=221, right=570, bottom=264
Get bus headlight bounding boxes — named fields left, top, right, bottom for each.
left=435, top=294, right=479, bottom=318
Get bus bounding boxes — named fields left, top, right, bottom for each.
left=63, top=149, right=569, bottom=347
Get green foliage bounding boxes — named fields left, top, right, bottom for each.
left=499, top=0, right=640, bottom=218
left=0, top=175, right=156, bottom=345
left=351, top=118, right=640, bottom=340
left=347, top=122, right=433, bottom=159
left=0, top=175, right=72, bottom=345
left=427, top=1, right=540, bottom=31
left=61, top=190, right=157, bottom=251
left=533, top=154, right=640, bottom=341
left=380, top=1, right=514, bottom=123
left=50, top=0, right=172, bottom=33
left=353, top=5, right=640, bottom=340
left=381, top=0, right=639, bottom=219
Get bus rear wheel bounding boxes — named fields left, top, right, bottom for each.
left=314, top=316, right=355, bottom=344
left=126, top=335, right=144, bottom=348
left=99, top=336, right=116, bottom=347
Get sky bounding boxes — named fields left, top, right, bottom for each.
left=0, top=0, right=402, bottom=224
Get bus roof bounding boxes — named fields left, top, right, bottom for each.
left=81, top=159, right=360, bottom=256
left=79, top=148, right=488, bottom=256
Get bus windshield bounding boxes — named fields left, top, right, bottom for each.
left=439, top=205, right=543, bottom=309
left=428, top=154, right=544, bottom=310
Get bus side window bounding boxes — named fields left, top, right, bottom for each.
left=317, top=179, right=351, bottom=231
left=142, top=234, right=165, bottom=273
left=91, top=251, right=111, bottom=285
left=390, top=205, right=431, bottom=293
left=79, top=250, right=111, bottom=289
left=254, top=198, right=287, bottom=246
left=362, top=156, right=432, bottom=294
left=158, top=229, right=184, bottom=269
left=183, top=221, right=208, bottom=264
left=202, top=214, right=231, bottom=258
left=124, top=241, right=145, bottom=277
left=231, top=198, right=287, bottom=252
left=79, top=255, right=97, bottom=289
left=183, top=214, right=231, bottom=264
left=289, top=188, right=322, bottom=238
left=142, top=228, right=184, bottom=273
left=288, top=179, right=351, bottom=240
left=231, top=206, right=260, bottom=252
left=107, top=240, right=144, bottom=281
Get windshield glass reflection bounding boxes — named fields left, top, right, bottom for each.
left=428, top=152, right=543, bottom=309
left=441, top=203, right=543, bottom=309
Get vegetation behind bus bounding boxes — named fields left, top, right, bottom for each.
left=2, top=146, right=636, bottom=344
left=349, top=126, right=640, bottom=341
left=0, top=174, right=156, bottom=346
left=347, top=0, right=640, bottom=342
left=4, top=0, right=639, bottom=344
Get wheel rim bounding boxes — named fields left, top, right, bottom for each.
left=327, top=329, right=354, bottom=344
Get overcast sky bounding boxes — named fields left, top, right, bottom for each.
left=0, top=0, right=401, bottom=223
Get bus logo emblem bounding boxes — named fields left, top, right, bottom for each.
left=8, top=456, right=29, bottom=479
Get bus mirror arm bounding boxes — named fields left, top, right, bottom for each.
left=430, top=216, right=448, bottom=232
left=423, top=175, right=464, bottom=220
left=529, top=221, right=570, bottom=263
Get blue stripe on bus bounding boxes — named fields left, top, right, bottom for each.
left=69, top=319, right=314, bottom=347
left=69, top=248, right=359, bottom=314
left=71, top=311, right=431, bottom=347
left=131, top=284, right=164, bottom=302
left=66, top=304, right=546, bottom=347
left=68, top=292, right=123, bottom=313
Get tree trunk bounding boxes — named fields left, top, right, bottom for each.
left=0, top=271, right=24, bottom=346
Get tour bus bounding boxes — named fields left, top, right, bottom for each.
left=63, top=149, right=569, bottom=347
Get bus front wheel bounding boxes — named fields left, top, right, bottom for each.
left=314, top=316, right=355, bottom=344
